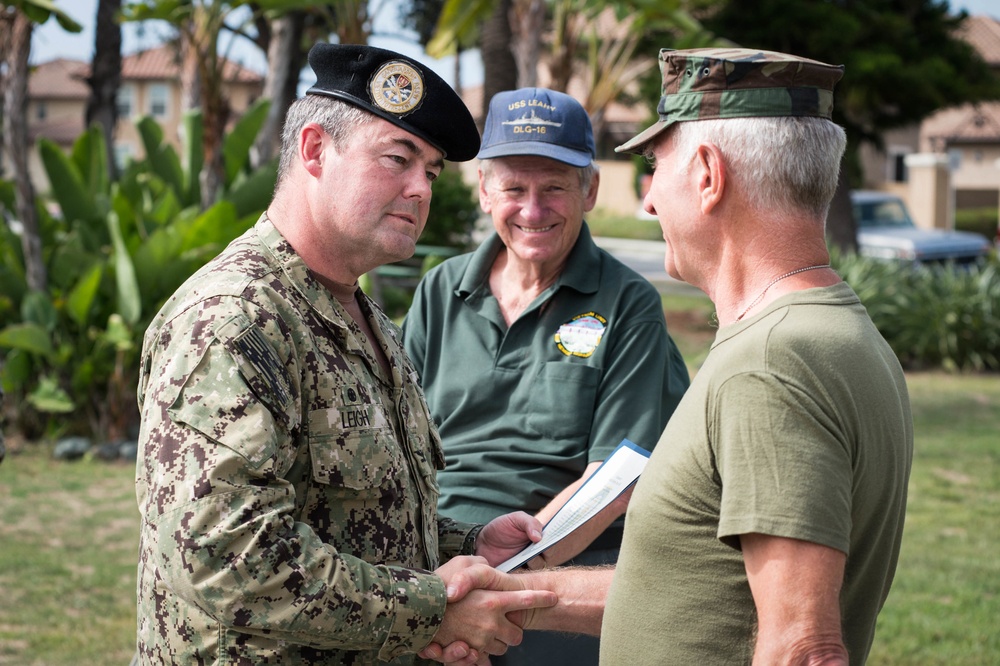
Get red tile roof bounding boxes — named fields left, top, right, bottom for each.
left=958, top=14, right=1000, bottom=68
left=923, top=102, right=1000, bottom=146
left=30, top=44, right=264, bottom=92
left=28, top=58, right=90, bottom=99
left=920, top=15, right=1000, bottom=146
left=120, top=44, right=263, bottom=83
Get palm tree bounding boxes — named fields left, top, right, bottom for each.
left=86, top=0, right=123, bottom=180
left=0, top=0, right=82, bottom=293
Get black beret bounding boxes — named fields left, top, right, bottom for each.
left=305, top=43, right=481, bottom=162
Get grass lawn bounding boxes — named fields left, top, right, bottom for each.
left=1, top=360, right=997, bottom=663
left=0, top=448, right=138, bottom=665
left=587, top=209, right=664, bottom=241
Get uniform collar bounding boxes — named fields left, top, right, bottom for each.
left=255, top=214, right=350, bottom=334
left=255, top=214, right=406, bottom=388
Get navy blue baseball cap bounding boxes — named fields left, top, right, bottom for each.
left=305, top=43, right=480, bottom=162
left=477, top=88, right=596, bottom=167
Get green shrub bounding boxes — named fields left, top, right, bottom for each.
left=832, top=249, right=1000, bottom=372
left=0, top=105, right=276, bottom=443
left=420, top=165, right=480, bottom=250
left=955, top=207, right=998, bottom=240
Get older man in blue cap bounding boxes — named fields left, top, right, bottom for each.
left=403, top=87, right=689, bottom=665
left=133, top=44, right=560, bottom=666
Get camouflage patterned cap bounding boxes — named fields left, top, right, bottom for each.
left=616, top=48, right=844, bottom=154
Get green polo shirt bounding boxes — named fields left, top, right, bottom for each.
left=403, top=224, right=689, bottom=525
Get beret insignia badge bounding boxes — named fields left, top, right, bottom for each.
left=369, top=61, right=425, bottom=116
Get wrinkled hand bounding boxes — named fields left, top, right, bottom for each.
left=431, top=585, right=556, bottom=658
left=476, top=511, right=544, bottom=567
left=420, top=565, right=554, bottom=663
left=429, top=557, right=524, bottom=664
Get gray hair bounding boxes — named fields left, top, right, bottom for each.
left=665, top=116, right=847, bottom=219
left=276, top=95, right=376, bottom=186
left=479, top=158, right=600, bottom=198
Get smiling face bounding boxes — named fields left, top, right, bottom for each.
left=315, top=117, right=444, bottom=275
left=479, top=155, right=598, bottom=271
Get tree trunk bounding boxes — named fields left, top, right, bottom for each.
left=86, top=0, right=123, bottom=179
left=826, top=163, right=857, bottom=253
left=479, top=0, right=517, bottom=128
left=179, top=31, right=201, bottom=112
left=510, top=0, right=545, bottom=88
left=547, top=0, right=577, bottom=93
left=198, top=53, right=229, bottom=209
left=251, top=12, right=305, bottom=168
left=453, top=45, right=463, bottom=98
left=1, top=9, right=46, bottom=292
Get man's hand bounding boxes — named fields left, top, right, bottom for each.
left=421, top=564, right=555, bottom=664
left=476, top=511, right=544, bottom=567
left=431, top=585, right=556, bottom=658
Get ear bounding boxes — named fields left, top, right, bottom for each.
left=694, top=143, right=726, bottom=214
left=583, top=169, right=600, bottom=213
left=477, top=168, right=493, bottom=213
left=299, top=123, right=327, bottom=178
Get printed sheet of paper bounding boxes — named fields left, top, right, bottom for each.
left=497, top=439, right=651, bottom=573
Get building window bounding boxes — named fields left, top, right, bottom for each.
left=887, top=147, right=910, bottom=183
left=148, top=84, right=169, bottom=119
left=36, top=102, right=47, bottom=121
left=114, top=144, right=134, bottom=171
left=116, top=85, right=134, bottom=118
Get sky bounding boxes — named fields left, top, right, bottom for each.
left=29, top=0, right=482, bottom=90
left=30, top=0, right=1000, bottom=91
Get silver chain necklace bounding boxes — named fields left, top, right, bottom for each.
left=735, top=264, right=830, bottom=322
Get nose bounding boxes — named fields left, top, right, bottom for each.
left=519, top=191, right=547, bottom=222
left=404, top=168, right=433, bottom=203
left=642, top=191, right=657, bottom=218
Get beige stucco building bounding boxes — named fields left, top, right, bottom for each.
left=859, top=14, right=1000, bottom=227
left=15, top=45, right=264, bottom=194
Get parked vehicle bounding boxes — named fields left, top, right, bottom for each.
left=851, top=190, right=992, bottom=264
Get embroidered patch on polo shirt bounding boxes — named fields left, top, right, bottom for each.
left=554, top=312, right=607, bottom=358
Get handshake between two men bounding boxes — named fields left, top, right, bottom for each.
left=421, top=511, right=611, bottom=666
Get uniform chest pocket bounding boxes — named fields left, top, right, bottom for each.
left=307, top=407, right=401, bottom=491
left=527, top=362, right=600, bottom=439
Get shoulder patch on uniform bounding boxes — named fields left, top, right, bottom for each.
left=554, top=311, right=607, bottom=358
left=217, top=314, right=295, bottom=425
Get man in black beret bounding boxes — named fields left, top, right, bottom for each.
left=134, top=42, right=555, bottom=665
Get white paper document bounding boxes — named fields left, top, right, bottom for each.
left=497, top=439, right=651, bottom=573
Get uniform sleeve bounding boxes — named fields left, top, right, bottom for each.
left=136, top=308, right=446, bottom=659
left=437, top=517, right=485, bottom=561
left=588, top=283, right=690, bottom=459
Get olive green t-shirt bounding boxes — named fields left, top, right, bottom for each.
left=601, top=282, right=912, bottom=664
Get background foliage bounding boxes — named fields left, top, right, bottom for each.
left=0, top=105, right=276, bottom=443
left=831, top=249, right=1000, bottom=372
left=0, top=113, right=479, bottom=444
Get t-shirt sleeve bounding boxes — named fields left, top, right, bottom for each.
left=712, top=371, right=853, bottom=555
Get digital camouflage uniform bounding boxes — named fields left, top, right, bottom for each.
left=135, top=214, right=478, bottom=665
